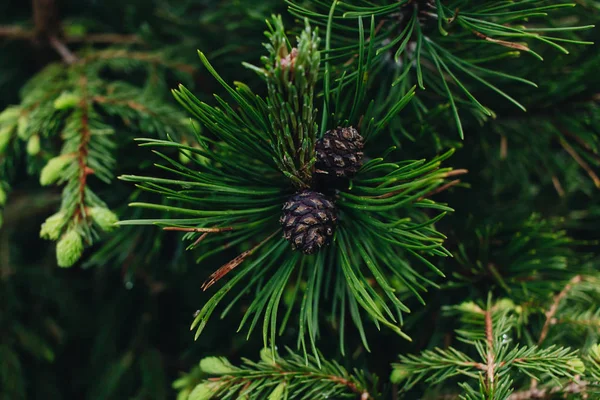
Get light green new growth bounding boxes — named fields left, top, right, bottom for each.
left=40, top=155, right=74, bottom=186
left=40, top=212, right=65, bottom=240
left=89, top=207, right=119, bottom=232
left=56, top=229, right=84, bottom=268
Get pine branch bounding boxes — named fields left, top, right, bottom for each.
left=119, top=17, right=457, bottom=354
left=176, top=349, right=378, bottom=400
left=287, top=0, right=594, bottom=136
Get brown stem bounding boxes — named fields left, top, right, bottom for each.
left=0, top=26, right=141, bottom=45
left=0, top=26, right=33, bottom=40
left=500, top=135, right=507, bottom=160
left=218, top=372, right=374, bottom=400
left=49, top=35, right=77, bottom=64
left=560, top=128, right=600, bottom=165
left=418, top=179, right=461, bottom=200
left=73, top=75, right=94, bottom=227
left=508, top=377, right=588, bottom=399
left=551, top=176, right=565, bottom=197
left=471, top=29, right=530, bottom=52
left=201, top=231, right=278, bottom=291
left=32, top=0, right=61, bottom=40
left=538, top=275, right=582, bottom=344
left=559, top=139, right=600, bottom=188
left=444, top=169, right=469, bottom=178
left=66, top=33, right=141, bottom=44
left=484, top=308, right=495, bottom=388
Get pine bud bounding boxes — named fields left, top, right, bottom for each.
left=188, top=383, right=215, bottom=400
left=0, top=186, right=6, bottom=207
left=268, top=382, right=286, bottom=400
left=260, top=347, right=279, bottom=365
left=56, top=229, right=84, bottom=268
left=40, top=155, right=73, bottom=186
left=89, top=207, right=119, bottom=232
left=567, top=358, right=586, bottom=375
left=455, top=301, right=483, bottom=314
left=54, top=92, right=81, bottom=110
left=17, top=114, right=29, bottom=140
left=0, top=106, right=21, bottom=123
left=0, top=125, right=13, bottom=154
left=494, top=298, right=515, bottom=311
left=40, top=212, right=65, bottom=240
left=199, top=357, right=235, bottom=375
left=27, top=134, right=41, bottom=156
left=390, top=366, right=411, bottom=383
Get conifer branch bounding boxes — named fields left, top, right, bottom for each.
left=559, top=139, right=600, bottom=188
left=0, top=26, right=33, bottom=40
left=538, top=275, right=583, bottom=344
left=392, top=298, right=587, bottom=396
left=508, top=377, right=589, bottom=399
left=48, top=35, right=77, bottom=64
left=175, top=349, right=378, bottom=400
left=74, top=75, right=92, bottom=223
left=484, top=307, right=495, bottom=388
left=0, top=27, right=141, bottom=44
left=79, top=49, right=197, bottom=74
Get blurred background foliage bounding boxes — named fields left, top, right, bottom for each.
left=0, top=0, right=598, bottom=399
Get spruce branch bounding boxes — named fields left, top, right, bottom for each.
left=538, top=274, right=582, bottom=345
left=0, top=44, right=194, bottom=267
left=175, top=348, right=379, bottom=400
left=507, top=377, right=589, bottom=400
left=392, top=298, right=585, bottom=398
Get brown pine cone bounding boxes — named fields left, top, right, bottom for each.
left=280, top=190, right=337, bottom=254
left=315, top=126, right=364, bottom=179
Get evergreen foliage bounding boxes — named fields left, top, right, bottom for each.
left=174, top=348, right=379, bottom=400
left=1, top=0, right=598, bottom=399
left=120, top=16, right=456, bottom=355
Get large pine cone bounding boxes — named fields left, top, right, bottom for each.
left=315, top=126, right=364, bottom=179
left=280, top=190, right=337, bottom=254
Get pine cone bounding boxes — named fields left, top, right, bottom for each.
left=280, top=190, right=337, bottom=254
left=315, top=126, right=364, bottom=179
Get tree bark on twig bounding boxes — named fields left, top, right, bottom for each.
left=29, top=0, right=77, bottom=63
left=32, top=0, right=62, bottom=40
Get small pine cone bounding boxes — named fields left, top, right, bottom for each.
left=315, top=126, right=364, bottom=179
left=280, top=190, right=337, bottom=254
